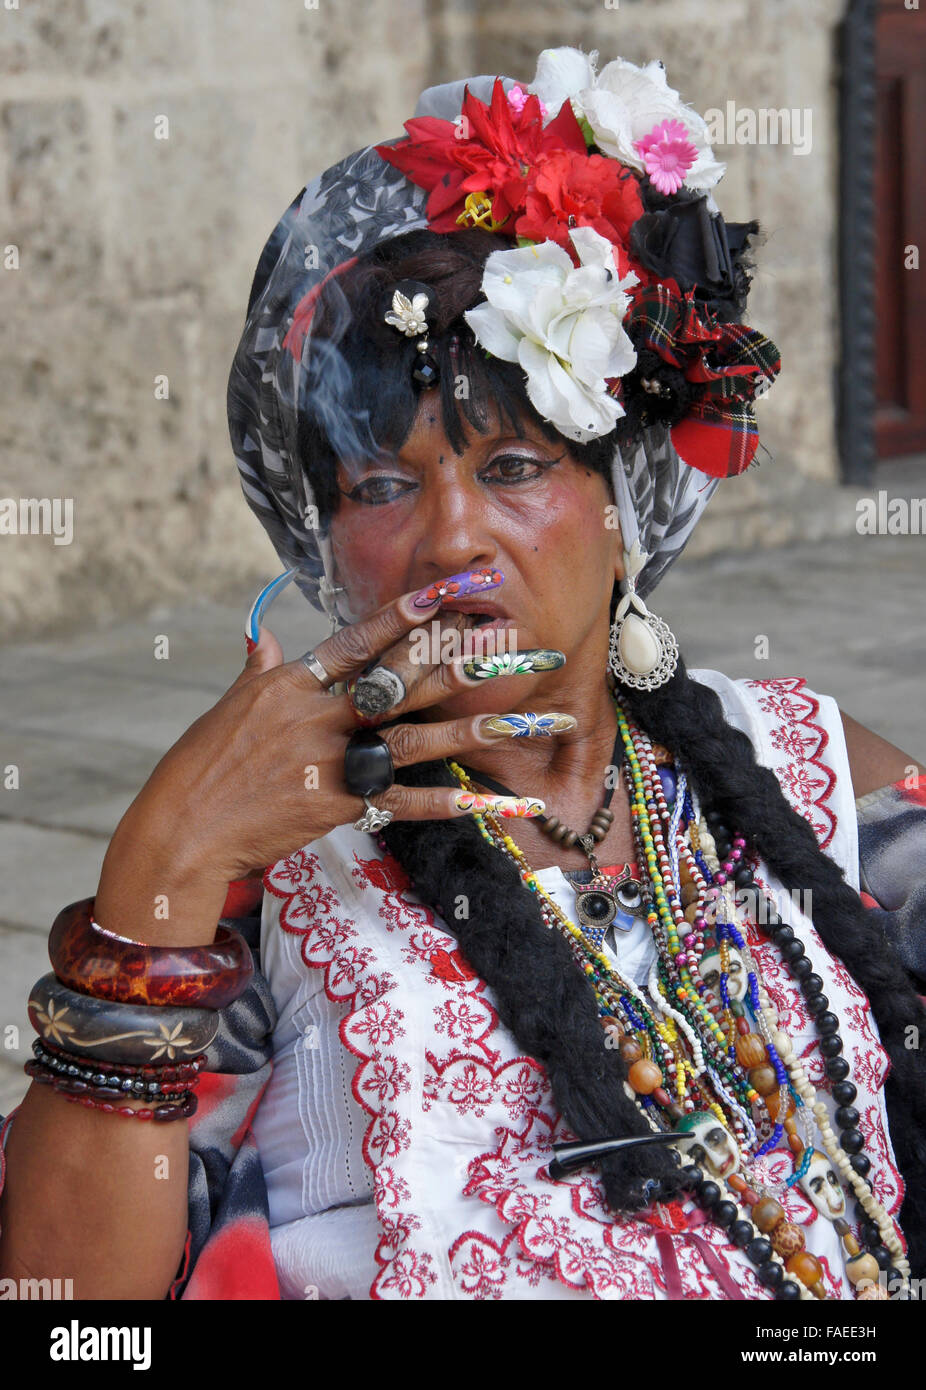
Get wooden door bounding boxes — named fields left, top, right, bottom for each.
left=875, top=0, right=926, bottom=457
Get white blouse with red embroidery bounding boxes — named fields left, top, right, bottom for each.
left=250, top=670, right=906, bottom=1300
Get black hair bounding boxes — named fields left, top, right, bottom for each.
left=298, top=230, right=926, bottom=1275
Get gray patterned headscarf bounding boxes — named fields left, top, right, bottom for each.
left=227, top=73, right=721, bottom=629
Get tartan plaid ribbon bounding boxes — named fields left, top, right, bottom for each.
left=626, top=281, right=781, bottom=478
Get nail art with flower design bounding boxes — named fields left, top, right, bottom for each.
left=411, top=567, right=504, bottom=610
left=453, top=792, right=545, bottom=817
left=462, top=649, right=565, bottom=680
left=479, top=712, right=577, bottom=738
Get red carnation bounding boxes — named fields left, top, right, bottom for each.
left=375, top=77, right=588, bottom=233
left=517, top=151, right=646, bottom=278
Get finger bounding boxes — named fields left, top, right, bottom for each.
left=345, top=612, right=468, bottom=719
left=379, top=712, right=579, bottom=770
left=356, top=782, right=546, bottom=824
left=393, top=647, right=568, bottom=718
left=282, top=567, right=505, bottom=690
left=228, top=624, right=285, bottom=694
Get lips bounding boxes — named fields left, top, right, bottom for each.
left=441, top=599, right=510, bottom=623
left=441, top=599, right=512, bottom=631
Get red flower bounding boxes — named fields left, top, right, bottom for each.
left=375, top=78, right=588, bottom=234
left=516, top=150, right=645, bottom=277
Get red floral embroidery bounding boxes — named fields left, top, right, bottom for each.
left=449, top=1231, right=515, bottom=1300
left=429, top=946, right=478, bottom=984
left=359, top=1055, right=412, bottom=1106
left=744, top=677, right=837, bottom=849
left=366, top=1110, right=412, bottom=1164
left=351, top=852, right=410, bottom=894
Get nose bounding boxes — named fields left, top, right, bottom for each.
left=411, top=470, right=498, bottom=581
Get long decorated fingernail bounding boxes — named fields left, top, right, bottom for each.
left=479, top=712, right=577, bottom=739
left=245, top=569, right=298, bottom=646
left=411, top=567, right=504, bottom=611
left=453, top=792, right=545, bottom=818
left=462, top=649, right=565, bottom=681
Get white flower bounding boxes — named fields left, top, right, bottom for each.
left=463, top=225, right=638, bottom=444
left=527, top=46, right=599, bottom=119
left=528, top=45, right=725, bottom=193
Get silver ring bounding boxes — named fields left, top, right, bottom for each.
left=353, top=796, right=394, bottom=833
left=299, top=648, right=333, bottom=689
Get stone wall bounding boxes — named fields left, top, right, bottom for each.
left=0, top=0, right=854, bottom=635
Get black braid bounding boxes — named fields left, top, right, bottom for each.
left=381, top=653, right=926, bottom=1274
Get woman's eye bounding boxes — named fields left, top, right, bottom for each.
left=481, top=454, right=550, bottom=484
left=342, top=477, right=416, bottom=505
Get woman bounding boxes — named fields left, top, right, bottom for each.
left=1, top=48, right=925, bottom=1303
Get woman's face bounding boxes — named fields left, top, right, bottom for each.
left=327, top=396, right=623, bottom=716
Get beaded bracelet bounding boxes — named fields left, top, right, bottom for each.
left=49, top=897, right=253, bottom=1009
left=33, top=1037, right=207, bottom=1082
left=28, top=1065, right=198, bottom=1123
left=28, top=1046, right=201, bottom=1098
left=25, top=1060, right=193, bottom=1105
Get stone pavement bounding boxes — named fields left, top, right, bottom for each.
left=1, top=530, right=924, bottom=1113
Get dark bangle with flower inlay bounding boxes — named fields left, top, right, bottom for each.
left=48, top=897, right=253, bottom=1009
left=28, top=972, right=219, bottom=1065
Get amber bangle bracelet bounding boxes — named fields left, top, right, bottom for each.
left=49, top=897, right=254, bottom=1009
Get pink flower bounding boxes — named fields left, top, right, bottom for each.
left=507, top=82, right=547, bottom=120
left=634, top=118, right=698, bottom=196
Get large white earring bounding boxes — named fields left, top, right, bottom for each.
left=607, top=539, right=679, bottom=691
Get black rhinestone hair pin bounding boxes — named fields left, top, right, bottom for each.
left=383, top=280, right=440, bottom=388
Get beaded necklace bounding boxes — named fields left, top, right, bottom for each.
left=446, top=692, right=910, bottom=1300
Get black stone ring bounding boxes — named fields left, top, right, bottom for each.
left=344, top=729, right=395, bottom=797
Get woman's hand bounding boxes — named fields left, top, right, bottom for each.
left=105, top=573, right=571, bottom=900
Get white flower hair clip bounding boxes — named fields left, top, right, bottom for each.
left=384, top=289, right=430, bottom=337
left=383, top=283, right=440, bottom=387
